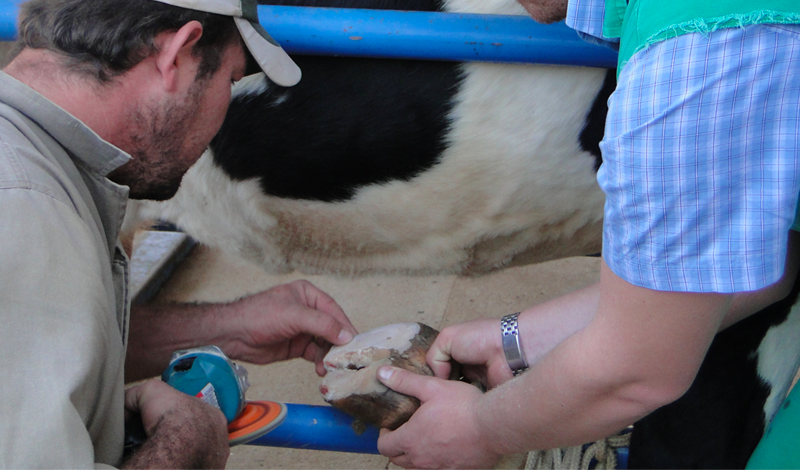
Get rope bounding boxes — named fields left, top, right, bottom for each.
left=525, top=432, right=631, bottom=470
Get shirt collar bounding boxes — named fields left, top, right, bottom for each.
left=0, top=71, right=131, bottom=177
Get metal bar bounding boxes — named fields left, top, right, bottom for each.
left=257, top=6, right=617, bottom=67
left=0, top=0, right=16, bottom=41
left=245, top=403, right=630, bottom=468
left=246, top=403, right=381, bottom=454
left=0, top=2, right=616, bottom=67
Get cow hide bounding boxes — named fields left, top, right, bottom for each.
left=125, top=0, right=612, bottom=276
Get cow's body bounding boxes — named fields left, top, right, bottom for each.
left=131, top=0, right=612, bottom=276
left=128, top=0, right=800, bottom=467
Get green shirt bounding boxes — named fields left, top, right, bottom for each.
left=603, top=0, right=800, bottom=73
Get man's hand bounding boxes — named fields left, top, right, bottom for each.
left=376, top=366, right=501, bottom=469
left=122, top=380, right=229, bottom=469
left=224, top=280, right=358, bottom=376
left=427, top=319, right=513, bottom=389
left=127, top=279, right=358, bottom=381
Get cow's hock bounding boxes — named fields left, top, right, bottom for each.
left=320, top=322, right=438, bottom=430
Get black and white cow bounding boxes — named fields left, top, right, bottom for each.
left=130, top=0, right=612, bottom=276
left=128, top=0, right=800, bottom=468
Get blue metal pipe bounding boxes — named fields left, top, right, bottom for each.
left=0, top=0, right=16, bottom=41
left=247, top=403, right=380, bottom=454
left=245, top=403, right=630, bottom=468
left=257, top=6, right=617, bottom=67
left=0, top=2, right=616, bottom=68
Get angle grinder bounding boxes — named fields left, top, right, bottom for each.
left=123, top=346, right=287, bottom=456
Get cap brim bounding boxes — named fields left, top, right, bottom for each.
left=234, top=17, right=301, bottom=87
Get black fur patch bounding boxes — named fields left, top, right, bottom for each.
left=213, top=0, right=615, bottom=201
left=579, top=68, right=615, bottom=171
left=211, top=55, right=463, bottom=202
left=628, top=278, right=800, bottom=469
left=210, top=0, right=460, bottom=202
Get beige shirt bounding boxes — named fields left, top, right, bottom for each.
left=0, top=71, right=131, bottom=468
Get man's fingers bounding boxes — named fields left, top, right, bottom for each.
left=377, top=428, right=406, bottom=460
left=123, top=379, right=181, bottom=435
left=427, top=343, right=454, bottom=379
left=124, top=383, right=145, bottom=414
left=123, top=379, right=168, bottom=413
left=299, top=339, right=330, bottom=376
left=293, top=309, right=354, bottom=346
left=377, top=366, right=442, bottom=403
left=293, top=280, right=358, bottom=336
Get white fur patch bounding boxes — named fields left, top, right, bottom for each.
left=232, top=72, right=269, bottom=98
left=124, top=0, right=607, bottom=276
left=755, top=302, right=800, bottom=424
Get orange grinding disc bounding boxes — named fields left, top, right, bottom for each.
left=228, top=401, right=287, bottom=446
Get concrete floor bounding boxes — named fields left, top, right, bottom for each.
left=150, top=243, right=602, bottom=469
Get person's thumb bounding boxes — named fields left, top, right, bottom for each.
left=377, top=365, right=441, bottom=402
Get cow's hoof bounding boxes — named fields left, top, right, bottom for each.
left=320, top=322, right=438, bottom=430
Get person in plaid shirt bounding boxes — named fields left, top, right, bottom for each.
left=374, top=0, right=800, bottom=468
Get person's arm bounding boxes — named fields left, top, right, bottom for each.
left=125, top=280, right=358, bottom=382
left=376, top=261, right=732, bottom=468
left=427, top=283, right=600, bottom=388
left=428, top=231, right=800, bottom=393
left=121, top=380, right=229, bottom=469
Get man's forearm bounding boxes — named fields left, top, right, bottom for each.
left=476, top=262, right=731, bottom=454
left=126, top=302, right=238, bottom=382
left=122, top=421, right=228, bottom=469
left=121, top=394, right=229, bottom=469
left=517, top=282, right=600, bottom=366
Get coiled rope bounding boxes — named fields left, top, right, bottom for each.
left=525, top=432, right=631, bottom=470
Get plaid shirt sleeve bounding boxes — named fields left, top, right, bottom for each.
left=566, top=0, right=620, bottom=50
left=599, top=24, right=800, bottom=293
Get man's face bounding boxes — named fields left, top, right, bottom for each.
left=517, top=0, right=568, bottom=23
left=113, top=40, right=247, bottom=200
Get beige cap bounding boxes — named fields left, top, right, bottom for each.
left=149, top=0, right=301, bottom=86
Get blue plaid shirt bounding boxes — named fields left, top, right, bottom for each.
left=567, top=0, right=800, bottom=293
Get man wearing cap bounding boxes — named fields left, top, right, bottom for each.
left=0, top=0, right=357, bottom=467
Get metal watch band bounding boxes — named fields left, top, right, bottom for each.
left=501, top=312, right=529, bottom=376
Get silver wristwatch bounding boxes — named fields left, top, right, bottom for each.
left=501, top=312, right=529, bottom=376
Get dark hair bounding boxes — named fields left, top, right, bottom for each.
left=15, top=0, right=239, bottom=82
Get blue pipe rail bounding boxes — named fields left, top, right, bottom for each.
left=257, top=5, right=617, bottom=67
left=0, top=1, right=617, bottom=68
left=247, top=403, right=381, bottom=454
left=245, top=403, right=629, bottom=469
left=0, top=0, right=15, bottom=41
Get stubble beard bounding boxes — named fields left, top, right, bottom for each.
left=115, top=81, right=205, bottom=201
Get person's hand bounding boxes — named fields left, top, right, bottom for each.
left=428, top=319, right=513, bottom=389
left=226, top=280, right=358, bottom=376
left=122, top=379, right=229, bottom=469
left=376, top=366, right=502, bottom=469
